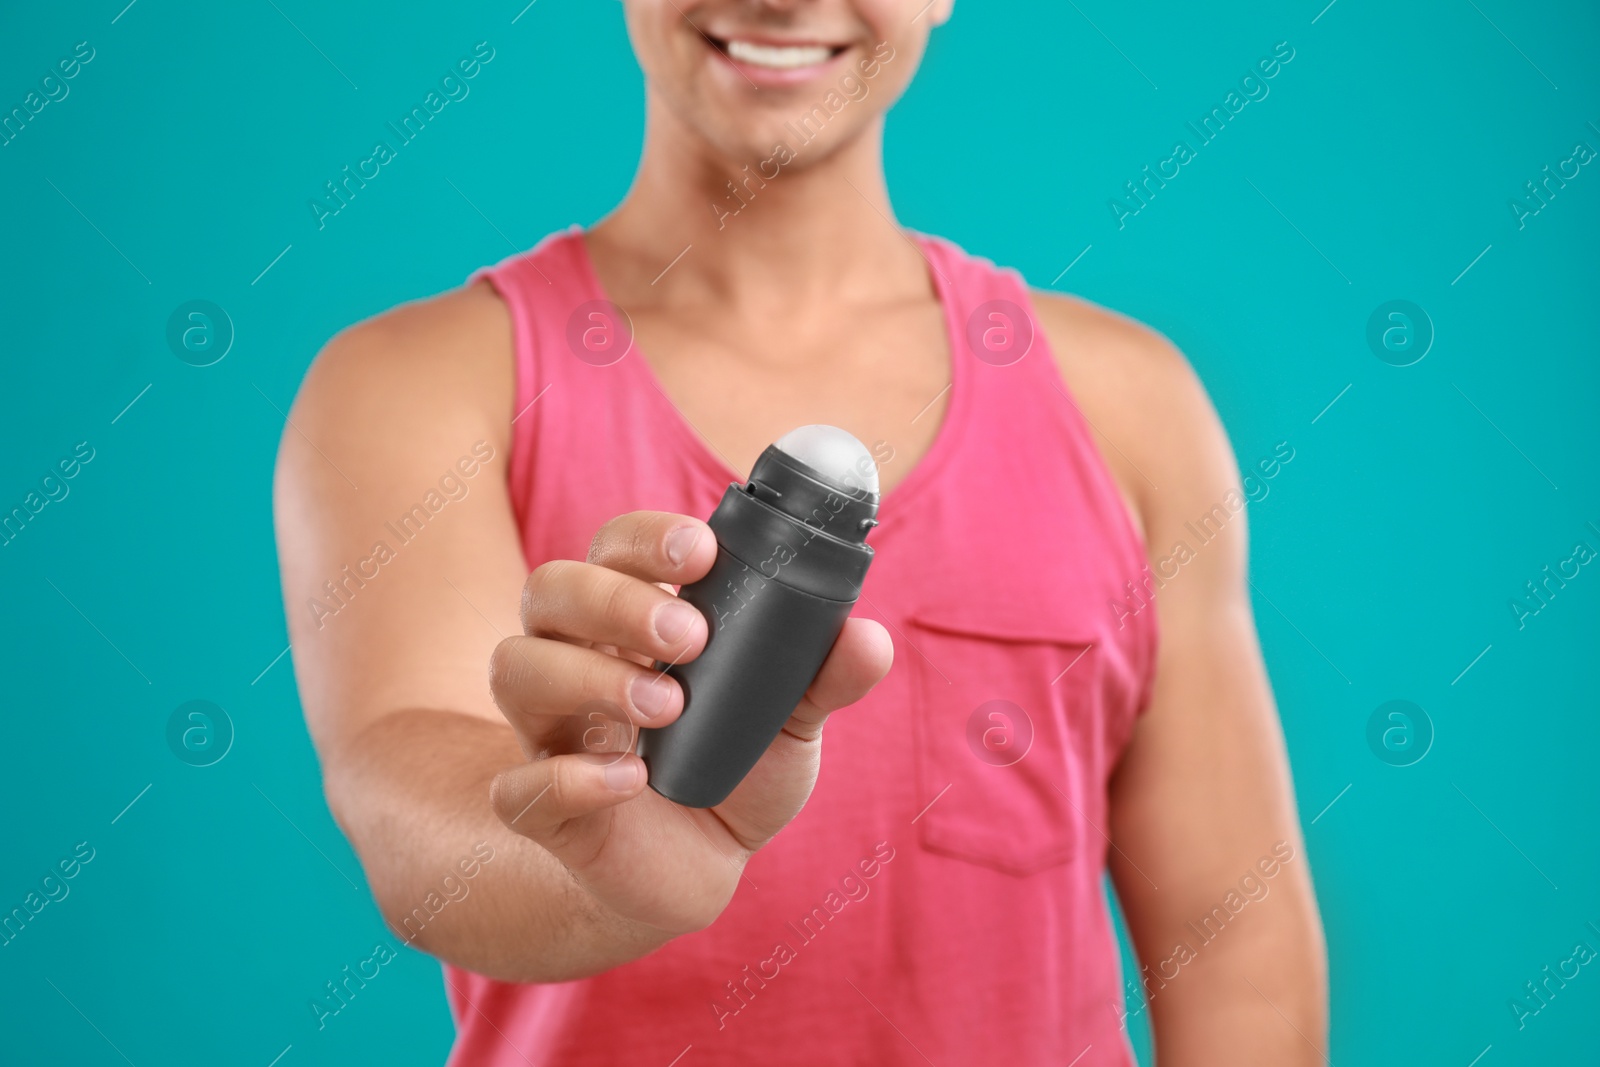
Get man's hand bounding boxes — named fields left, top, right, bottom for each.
left=489, top=510, right=893, bottom=936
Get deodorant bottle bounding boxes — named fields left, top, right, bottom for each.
left=641, top=425, right=880, bottom=808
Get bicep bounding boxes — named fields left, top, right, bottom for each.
left=1107, top=584, right=1305, bottom=928
left=274, top=286, right=525, bottom=762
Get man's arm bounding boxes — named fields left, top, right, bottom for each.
left=274, top=285, right=665, bottom=980
left=1037, top=295, right=1328, bottom=1063
left=275, top=283, right=891, bottom=982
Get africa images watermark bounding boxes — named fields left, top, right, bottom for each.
left=708, top=840, right=896, bottom=1030
left=1116, top=840, right=1298, bottom=1030
left=309, top=840, right=497, bottom=1029
left=308, top=42, right=497, bottom=230
left=1, top=841, right=97, bottom=949
left=1508, top=522, right=1597, bottom=631
left=1109, top=40, right=1297, bottom=230
left=2, top=440, right=96, bottom=549
left=1111, top=440, right=1295, bottom=630
left=1508, top=131, right=1595, bottom=231
left=306, top=441, right=496, bottom=629
left=1, top=39, right=96, bottom=148
left=1508, top=922, right=1600, bottom=1031
left=709, top=41, right=897, bottom=229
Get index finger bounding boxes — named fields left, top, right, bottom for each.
left=586, top=511, right=717, bottom=585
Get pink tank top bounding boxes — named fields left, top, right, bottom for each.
left=453, top=229, right=1158, bottom=1066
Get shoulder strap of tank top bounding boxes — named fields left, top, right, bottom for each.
left=916, top=233, right=1049, bottom=385
left=468, top=227, right=601, bottom=525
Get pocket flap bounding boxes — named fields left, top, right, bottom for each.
left=909, top=599, right=1094, bottom=647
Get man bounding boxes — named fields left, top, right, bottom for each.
left=275, top=1, right=1326, bottom=1063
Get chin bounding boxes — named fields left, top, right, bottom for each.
left=629, top=2, right=913, bottom=168
left=689, top=49, right=901, bottom=167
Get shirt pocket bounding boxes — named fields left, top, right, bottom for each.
left=906, top=602, right=1100, bottom=877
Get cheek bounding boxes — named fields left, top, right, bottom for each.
left=862, top=0, right=942, bottom=46
left=859, top=0, right=920, bottom=28
left=622, top=2, right=689, bottom=80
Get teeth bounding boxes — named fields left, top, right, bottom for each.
left=725, top=39, right=834, bottom=70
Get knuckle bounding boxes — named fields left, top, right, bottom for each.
left=522, top=562, right=553, bottom=618
left=576, top=650, right=619, bottom=706
left=488, top=639, right=522, bottom=696
left=523, top=560, right=576, bottom=632
left=631, top=516, right=662, bottom=566
left=588, top=512, right=641, bottom=565
left=594, top=574, right=637, bottom=635
left=525, top=560, right=554, bottom=596
left=542, top=764, right=584, bottom=849
left=489, top=640, right=552, bottom=718
left=612, top=662, right=642, bottom=714
left=590, top=511, right=659, bottom=569
left=540, top=760, right=568, bottom=815
left=585, top=524, right=612, bottom=564
left=492, top=770, right=544, bottom=836
left=519, top=572, right=538, bottom=623
left=489, top=772, right=518, bottom=823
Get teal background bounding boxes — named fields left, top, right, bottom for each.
left=2, top=0, right=1596, bottom=1063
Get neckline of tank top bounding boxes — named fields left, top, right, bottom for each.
left=563, top=227, right=974, bottom=535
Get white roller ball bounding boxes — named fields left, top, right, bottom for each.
left=773, top=424, right=879, bottom=495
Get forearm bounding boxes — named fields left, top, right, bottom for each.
left=324, top=708, right=672, bottom=982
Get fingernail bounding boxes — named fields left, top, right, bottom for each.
left=605, top=759, right=640, bottom=792
left=665, top=526, right=702, bottom=566
left=631, top=675, right=672, bottom=719
left=655, top=601, right=700, bottom=645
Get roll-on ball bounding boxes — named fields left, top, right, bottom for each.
left=774, top=424, right=879, bottom=495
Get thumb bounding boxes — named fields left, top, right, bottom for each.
left=785, top=617, right=895, bottom=740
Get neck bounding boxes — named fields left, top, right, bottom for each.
left=589, top=94, right=929, bottom=310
